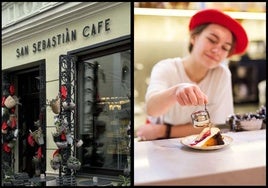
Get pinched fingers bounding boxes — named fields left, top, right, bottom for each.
left=176, top=84, right=208, bottom=106
left=193, top=86, right=208, bottom=105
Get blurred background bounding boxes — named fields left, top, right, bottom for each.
left=134, top=2, right=266, bottom=135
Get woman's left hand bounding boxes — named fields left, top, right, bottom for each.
left=136, top=124, right=166, bottom=141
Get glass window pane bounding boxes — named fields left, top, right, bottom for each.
left=78, top=50, right=130, bottom=172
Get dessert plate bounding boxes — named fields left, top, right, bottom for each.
left=180, top=134, right=233, bottom=150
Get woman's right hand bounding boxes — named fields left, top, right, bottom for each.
left=175, top=83, right=208, bottom=106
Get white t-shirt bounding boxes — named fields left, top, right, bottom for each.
left=145, top=57, right=234, bottom=125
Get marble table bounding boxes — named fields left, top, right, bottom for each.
left=134, top=129, right=266, bottom=185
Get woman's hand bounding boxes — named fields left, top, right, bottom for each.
left=175, top=83, right=208, bottom=106
left=136, top=122, right=204, bottom=140
left=136, top=124, right=166, bottom=141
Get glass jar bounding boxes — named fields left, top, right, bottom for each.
left=191, top=109, right=210, bottom=128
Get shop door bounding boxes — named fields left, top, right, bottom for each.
left=16, top=63, right=46, bottom=178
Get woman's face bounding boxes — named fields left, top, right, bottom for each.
left=191, top=24, right=233, bottom=69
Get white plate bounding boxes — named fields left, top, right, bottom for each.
left=180, top=134, right=233, bottom=150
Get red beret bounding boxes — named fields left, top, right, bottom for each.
left=189, top=9, right=248, bottom=56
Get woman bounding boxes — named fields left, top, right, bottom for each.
left=136, top=9, right=248, bottom=141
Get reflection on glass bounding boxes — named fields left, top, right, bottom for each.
left=78, top=50, right=130, bottom=173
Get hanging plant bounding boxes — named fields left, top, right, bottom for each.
left=67, top=156, right=81, bottom=170
left=50, top=159, right=60, bottom=170
left=52, top=132, right=61, bottom=142
left=54, top=117, right=61, bottom=129
left=50, top=149, right=62, bottom=170
left=55, top=141, right=68, bottom=149
left=31, top=128, right=44, bottom=145
left=62, top=101, right=75, bottom=111
left=56, top=120, right=69, bottom=133
left=47, top=96, right=60, bottom=114
left=8, top=114, right=17, bottom=129
left=4, top=95, right=21, bottom=109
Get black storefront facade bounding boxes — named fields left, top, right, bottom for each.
left=2, top=2, right=131, bottom=186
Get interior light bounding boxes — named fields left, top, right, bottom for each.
left=134, top=8, right=266, bottom=20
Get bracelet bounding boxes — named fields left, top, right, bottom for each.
left=165, top=123, right=172, bottom=138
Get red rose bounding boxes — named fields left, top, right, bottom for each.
left=27, top=134, right=35, bottom=147
left=2, top=121, right=8, bottom=130
left=60, top=132, right=66, bottom=141
left=3, top=142, right=11, bottom=153
left=11, top=118, right=17, bottom=129
left=10, top=107, right=16, bottom=114
left=61, top=85, right=67, bottom=101
left=37, top=146, right=42, bottom=159
left=53, top=149, right=60, bottom=157
left=9, top=84, right=15, bottom=96
left=2, top=96, right=6, bottom=107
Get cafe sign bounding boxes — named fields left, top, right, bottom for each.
left=16, top=18, right=111, bottom=58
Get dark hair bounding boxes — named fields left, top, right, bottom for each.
left=188, top=23, right=236, bottom=56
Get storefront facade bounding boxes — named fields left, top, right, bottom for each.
left=2, top=2, right=131, bottom=184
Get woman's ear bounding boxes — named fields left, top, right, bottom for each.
left=190, top=35, right=196, bottom=46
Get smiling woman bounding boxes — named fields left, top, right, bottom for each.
left=135, top=8, right=249, bottom=141
left=134, top=3, right=266, bottom=141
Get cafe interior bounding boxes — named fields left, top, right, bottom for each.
left=134, top=2, right=266, bottom=132
left=134, top=2, right=266, bottom=186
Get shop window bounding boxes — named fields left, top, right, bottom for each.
left=77, top=50, right=131, bottom=176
